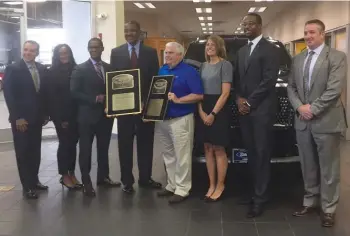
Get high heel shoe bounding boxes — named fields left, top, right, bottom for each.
left=59, top=177, right=75, bottom=190
left=69, top=173, right=83, bottom=189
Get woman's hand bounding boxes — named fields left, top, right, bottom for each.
left=204, top=113, right=215, bottom=126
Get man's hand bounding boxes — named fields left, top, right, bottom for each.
left=297, top=104, right=313, bottom=120
left=168, top=92, right=180, bottom=104
left=16, top=118, right=28, bottom=132
left=204, top=113, right=215, bottom=126
left=237, top=97, right=250, bottom=115
left=199, top=110, right=207, bottom=122
left=61, top=122, right=69, bottom=129
left=96, top=95, right=105, bottom=104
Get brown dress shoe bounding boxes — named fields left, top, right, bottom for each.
left=168, top=194, right=187, bottom=204
left=293, top=206, right=318, bottom=217
left=321, top=213, right=335, bottom=227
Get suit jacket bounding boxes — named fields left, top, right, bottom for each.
left=287, top=45, right=347, bottom=133
left=3, top=59, right=48, bottom=124
left=110, top=43, right=159, bottom=103
left=70, top=59, right=112, bottom=124
left=47, top=64, right=77, bottom=123
left=234, top=37, right=280, bottom=116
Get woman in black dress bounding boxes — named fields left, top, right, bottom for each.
left=48, top=44, right=82, bottom=189
left=198, top=35, right=233, bottom=201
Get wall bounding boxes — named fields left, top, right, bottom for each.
left=0, top=22, right=10, bottom=64
left=125, top=11, right=184, bottom=43
left=264, top=1, right=350, bottom=43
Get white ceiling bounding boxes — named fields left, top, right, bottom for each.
left=124, top=0, right=297, bottom=39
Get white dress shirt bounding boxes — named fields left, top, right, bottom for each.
left=248, top=34, right=263, bottom=55
left=303, top=43, right=325, bottom=89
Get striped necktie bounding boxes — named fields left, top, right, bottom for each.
left=30, top=65, right=39, bottom=92
left=303, top=51, right=315, bottom=100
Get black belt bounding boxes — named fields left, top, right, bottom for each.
left=164, top=116, right=177, bottom=120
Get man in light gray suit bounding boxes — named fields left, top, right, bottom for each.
left=287, top=19, right=347, bottom=228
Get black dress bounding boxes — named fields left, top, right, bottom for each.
left=196, top=60, right=233, bottom=147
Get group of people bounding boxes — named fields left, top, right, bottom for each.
left=2, top=12, right=347, bottom=228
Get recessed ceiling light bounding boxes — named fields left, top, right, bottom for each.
left=134, top=3, right=145, bottom=8
left=267, top=0, right=274, bottom=1
left=248, top=7, right=256, bottom=13
left=208, top=23, right=212, bottom=26
left=209, top=31, right=213, bottom=34
left=3, top=1, right=22, bottom=5
left=209, top=28, right=213, bottom=30
left=205, top=8, right=212, bottom=13
left=240, top=31, right=244, bottom=34
left=11, top=16, right=20, bottom=19
left=235, top=31, right=239, bottom=34
left=203, top=31, right=208, bottom=34
left=204, top=0, right=211, bottom=2
left=27, top=0, right=47, bottom=2
left=145, top=3, right=156, bottom=8
left=198, top=16, right=204, bottom=21
left=193, top=0, right=200, bottom=2
left=201, top=23, right=206, bottom=26
left=255, top=0, right=262, bottom=2
left=196, top=8, right=202, bottom=13
left=207, top=16, right=212, bottom=20
left=258, top=7, right=267, bottom=12
left=202, top=28, right=207, bottom=30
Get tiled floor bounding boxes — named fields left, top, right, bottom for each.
left=0, top=136, right=349, bottom=236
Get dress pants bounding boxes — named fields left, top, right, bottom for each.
left=239, top=114, right=274, bottom=204
left=78, top=116, right=113, bottom=183
left=156, top=113, right=194, bottom=197
left=53, top=120, right=79, bottom=175
left=117, top=115, right=155, bottom=186
left=11, top=122, right=42, bottom=191
left=296, top=126, right=341, bottom=214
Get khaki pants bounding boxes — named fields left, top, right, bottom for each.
left=156, top=113, right=194, bottom=197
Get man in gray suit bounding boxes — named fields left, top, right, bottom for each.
left=287, top=19, right=347, bottom=227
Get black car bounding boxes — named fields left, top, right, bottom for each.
left=183, top=35, right=299, bottom=164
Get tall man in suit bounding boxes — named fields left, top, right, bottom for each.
left=3, top=40, right=49, bottom=199
left=110, top=20, right=162, bottom=194
left=287, top=19, right=347, bottom=227
left=71, top=38, right=120, bottom=197
left=234, top=13, right=280, bottom=218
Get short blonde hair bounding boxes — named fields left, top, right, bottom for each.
left=205, top=35, right=227, bottom=62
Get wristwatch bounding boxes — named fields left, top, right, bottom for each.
left=211, top=111, right=217, bottom=116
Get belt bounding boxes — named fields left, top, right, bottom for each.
left=164, top=117, right=176, bottom=120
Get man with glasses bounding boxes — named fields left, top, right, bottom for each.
left=3, top=40, right=49, bottom=199
left=71, top=38, right=120, bottom=197
left=234, top=13, right=280, bottom=217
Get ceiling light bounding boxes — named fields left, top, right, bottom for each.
left=208, top=23, right=212, bottom=26
left=198, top=16, right=204, bottom=21
left=209, top=28, right=212, bottom=30
left=204, top=0, right=211, bottom=2
left=207, top=16, right=212, bottom=20
left=237, top=27, right=241, bottom=30
left=196, top=8, right=202, bottom=13
left=267, top=0, right=274, bottom=1
left=205, top=8, right=212, bottom=13
left=209, top=31, right=213, bottom=34
left=145, top=3, right=156, bottom=8
left=193, top=0, right=200, bottom=2
left=203, top=32, right=208, bottom=34
left=3, top=1, right=22, bottom=5
left=11, top=16, right=20, bottom=19
left=27, top=0, right=47, bottom=2
left=248, top=7, right=256, bottom=13
left=202, top=28, right=207, bottom=30
left=134, top=3, right=145, bottom=8
left=240, top=31, right=244, bottom=34
left=201, top=23, right=206, bottom=26
left=258, top=7, right=267, bottom=12
left=235, top=31, right=239, bottom=34
left=255, top=0, right=262, bottom=2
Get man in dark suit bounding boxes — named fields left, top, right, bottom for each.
left=3, top=40, right=49, bottom=199
left=71, top=38, right=120, bottom=197
left=110, top=20, right=162, bottom=194
left=234, top=13, right=280, bottom=217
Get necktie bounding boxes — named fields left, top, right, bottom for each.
left=303, top=51, right=315, bottom=100
left=94, top=62, right=104, bottom=81
left=245, top=42, right=253, bottom=70
left=30, top=65, right=39, bottom=92
left=130, top=46, right=138, bottom=69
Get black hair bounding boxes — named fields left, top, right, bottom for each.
left=125, top=20, right=141, bottom=30
left=247, top=13, right=262, bottom=25
left=51, top=44, right=76, bottom=69
left=88, top=37, right=104, bottom=47
left=305, top=19, right=326, bottom=32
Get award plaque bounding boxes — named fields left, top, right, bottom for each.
left=142, top=75, right=174, bottom=121
left=105, top=69, right=141, bottom=117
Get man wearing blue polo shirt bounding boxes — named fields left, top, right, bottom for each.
left=156, top=42, right=204, bottom=204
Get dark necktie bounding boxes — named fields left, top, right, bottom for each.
left=303, top=51, right=315, bottom=100
left=245, top=42, right=253, bottom=70
left=94, top=62, right=104, bottom=81
left=130, top=46, right=138, bottom=69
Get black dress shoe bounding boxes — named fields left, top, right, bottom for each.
left=321, top=213, right=335, bottom=227
left=139, top=179, right=162, bottom=189
left=157, top=189, right=174, bottom=197
left=82, top=182, right=96, bottom=197
left=122, top=185, right=135, bottom=194
left=293, top=206, right=319, bottom=217
left=168, top=194, right=187, bottom=204
left=35, top=182, right=48, bottom=191
left=247, top=203, right=264, bottom=218
left=23, top=189, right=38, bottom=199
left=97, top=177, right=121, bottom=187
